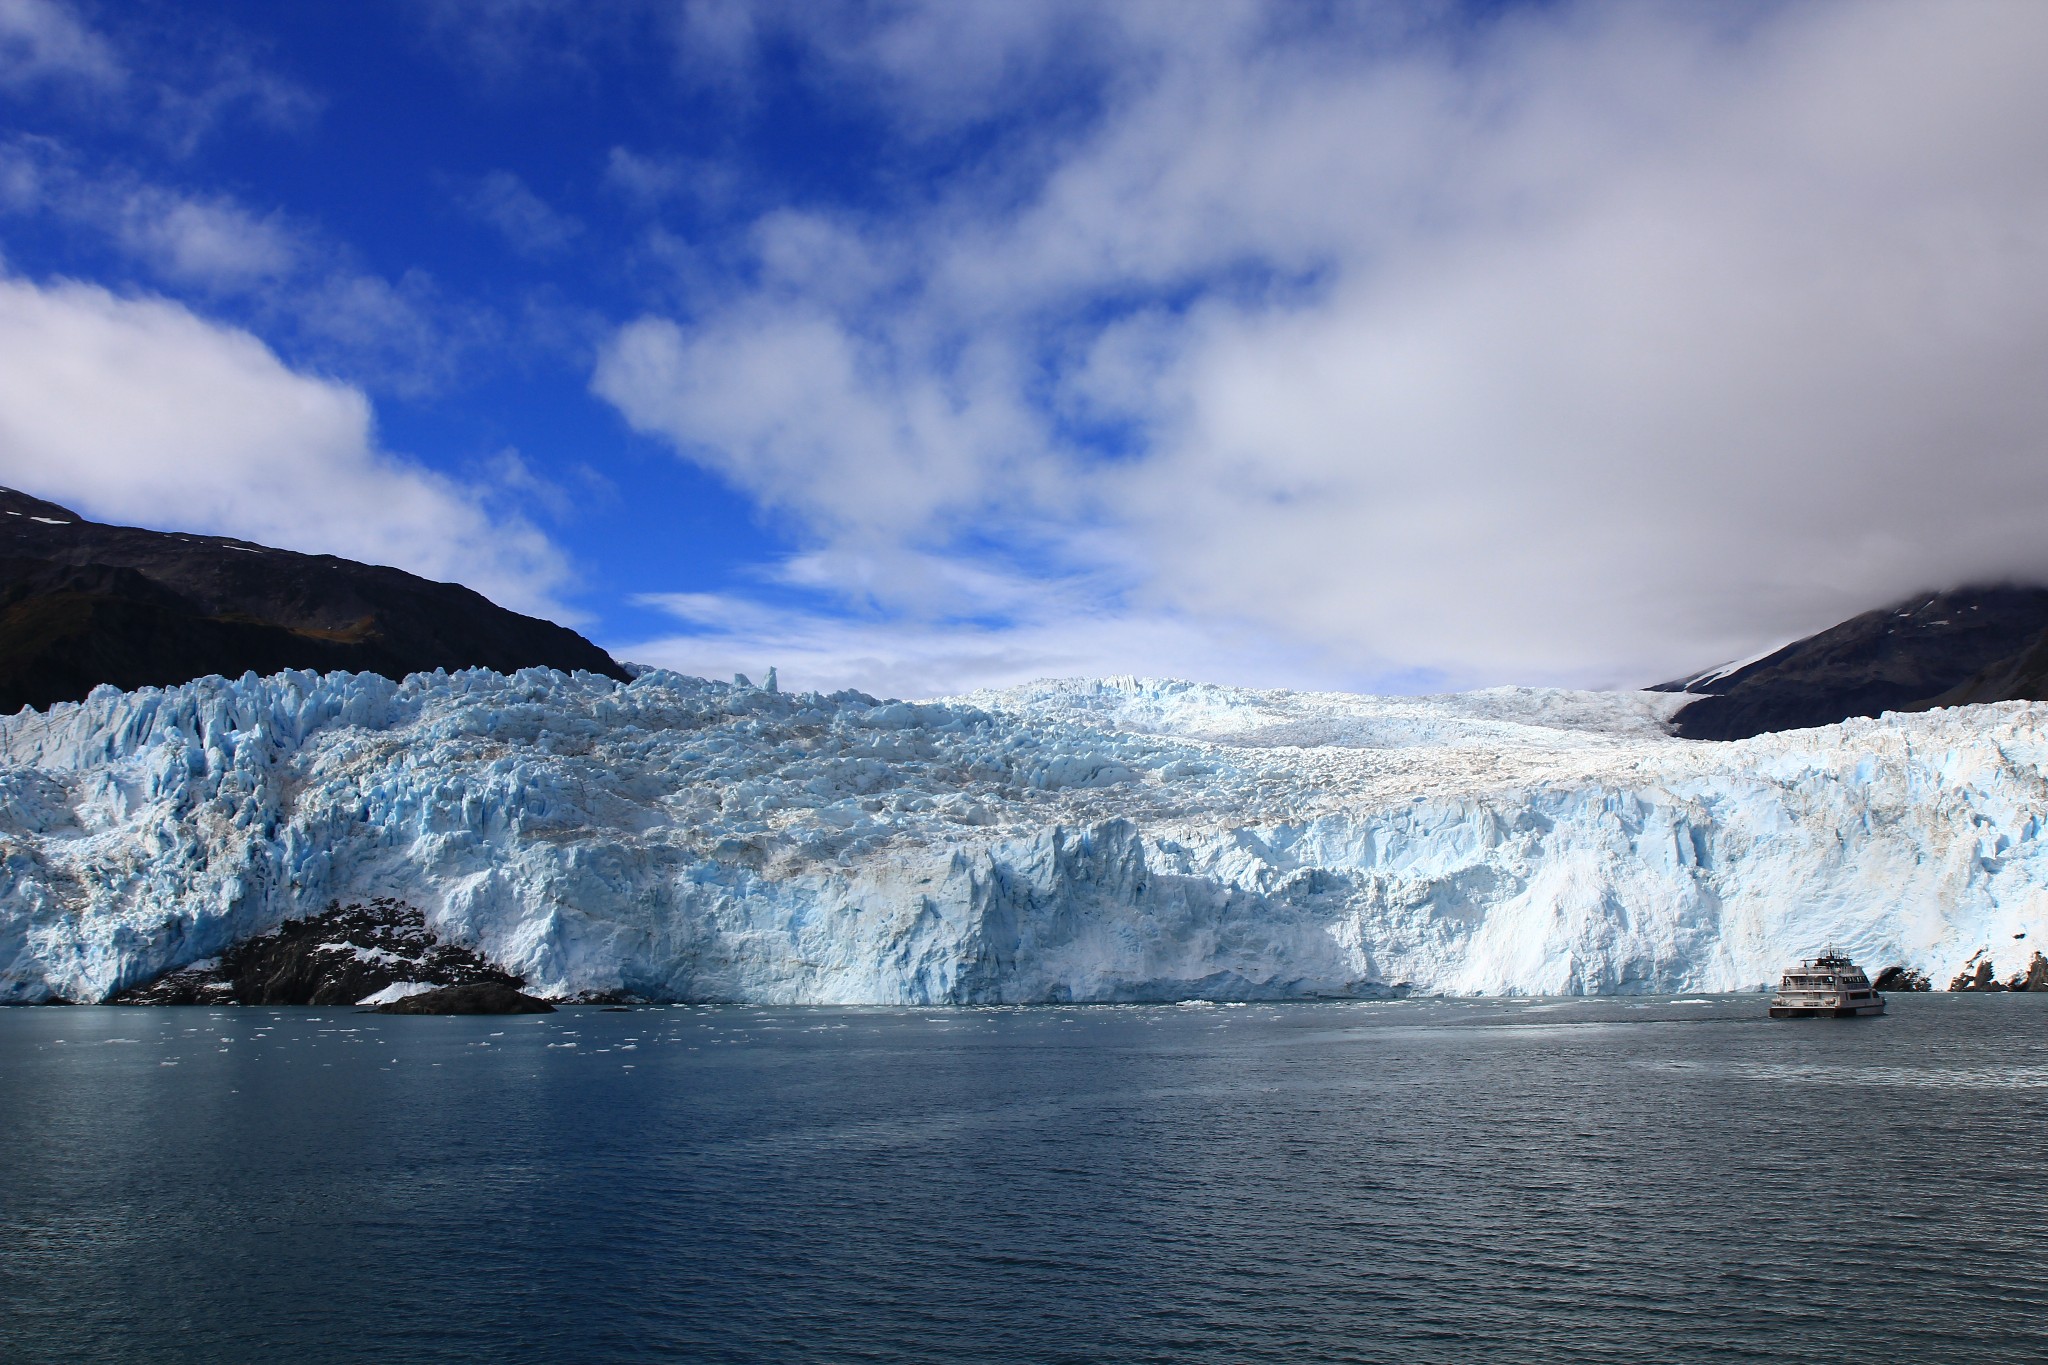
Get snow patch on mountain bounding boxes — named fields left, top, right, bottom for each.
left=356, top=981, right=437, bottom=1006
left=2, top=667, right=2045, bottom=1004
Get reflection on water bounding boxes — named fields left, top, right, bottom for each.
left=2, top=993, right=2045, bottom=1364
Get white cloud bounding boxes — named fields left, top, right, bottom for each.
left=0, top=0, right=120, bottom=91
left=288, top=266, right=494, bottom=397
left=621, top=566, right=1345, bottom=702
left=0, top=275, right=576, bottom=618
left=0, top=1, right=314, bottom=152
left=114, top=188, right=298, bottom=286
left=0, top=139, right=299, bottom=289
left=0, top=137, right=492, bottom=394
left=603, top=146, right=738, bottom=211
left=603, top=146, right=683, bottom=202
left=148, top=41, right=320, bottom=155
left=412, top=0, right=634, bottom=81
left=599, top=0, right=2048, bottom=691
left=595, top=303, right=1054, bottom=551
left=462, top=169, right=582, bottom=256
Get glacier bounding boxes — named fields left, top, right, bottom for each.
left=3, top=666, right=2046, bottom=1004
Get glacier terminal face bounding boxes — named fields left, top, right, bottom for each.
left=2, top=667, right=2044, bottom=1004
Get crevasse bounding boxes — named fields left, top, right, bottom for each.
left=2, top=667, right=2043, bottom=1004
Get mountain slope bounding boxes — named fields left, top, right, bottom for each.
left=2, top=670, right=2039, bottom=1005
left=1925, top=624, right=2048, bottom=709
left=0, top=488, right=628, bottom=714
left=1654, top=585, right=2048, bottom=740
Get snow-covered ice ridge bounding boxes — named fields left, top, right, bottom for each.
left=3, top=667, right=2044, bottom=1004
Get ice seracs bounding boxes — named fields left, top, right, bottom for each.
left=3, top=668, right=2048, bottom=1004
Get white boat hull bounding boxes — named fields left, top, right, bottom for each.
left=1768, top=999, right=1886, bottom=1018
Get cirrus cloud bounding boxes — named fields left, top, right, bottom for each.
left=0, top=0, right=119, bottom=92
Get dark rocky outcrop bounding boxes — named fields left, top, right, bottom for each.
left=2007, top=952, right=2048, bottom=992
left=374, top=982, right=555, bottom=1014
left=120, top=959, right=241, bottom=1006
left=1948, top=954, right=2005, bottom=992
left=1653, top=585, right=2048, bottom=740
left=111, top=899, right=528, bottom=1006
left=0, top=487, right=628, bottom=715
left=1872, top=965, right=1931, bottom=992
left=1929, top=635, right=2048, bottom=709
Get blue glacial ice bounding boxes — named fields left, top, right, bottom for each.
left=3, top=667, right=2045, bottom=1003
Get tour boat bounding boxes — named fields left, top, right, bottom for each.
left=1769, top=950, right=1886, bottom=1018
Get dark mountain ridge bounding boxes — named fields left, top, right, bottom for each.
left=0, top=487, right=628, bottom=714
left=1655, top=584, right=2048, bottom=740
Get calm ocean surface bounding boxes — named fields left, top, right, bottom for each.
left=3, top=994, right=2045, bottom=1363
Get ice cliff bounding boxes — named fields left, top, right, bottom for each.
left=4, top=667, right=2046, bottom=1004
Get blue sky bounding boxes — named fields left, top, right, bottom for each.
left=4, top=0, right=2047, bottom=698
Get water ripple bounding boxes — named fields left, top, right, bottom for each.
left=2, top=994, right=2045, bottom=1362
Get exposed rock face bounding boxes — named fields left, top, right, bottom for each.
left=120, top=958, right=238, bottom=1006
left=2007, top=952, right=2048, bottom=992
left=0, top=487, right=627, bottom=715
left=373, top=982, right=555, bottom=1014
left=1653, top=585, right=2048, bottom=740
left=111, top=899, right=528, bottom=1006
left=1931, top=636, right=2048, bottom=710
left=1949, top=955, right=2005, bottom=992
left=1872, top=965, right=1931, bottom=992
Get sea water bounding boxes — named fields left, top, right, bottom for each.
left=2, top=995, right=2044, bottom=1363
